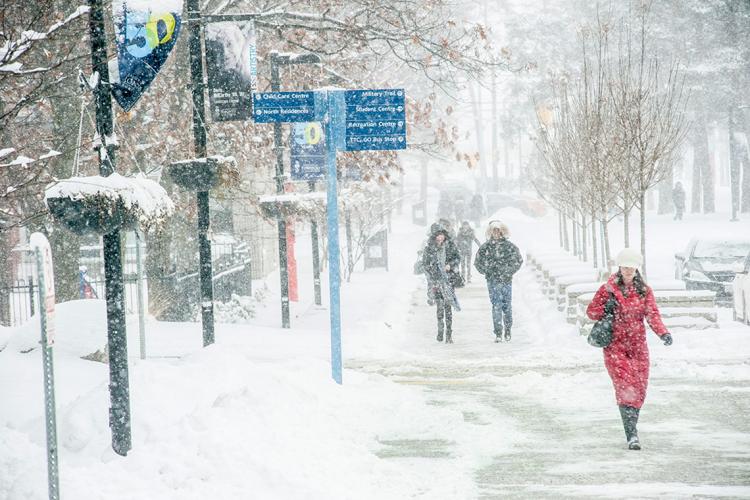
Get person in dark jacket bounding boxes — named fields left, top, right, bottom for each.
left=469, top=193, right=485, bottom=227
left=456, top=221, right=481, bottom=283
left=586, top=248, right=672, bottom=451
left=474, top=221, right=523, bottom=342
left=422, top=225, right=461, bottom=343
left=672, top=181, right=686, bottom=221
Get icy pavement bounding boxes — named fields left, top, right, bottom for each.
left=349, top=267, right=750, bottom=499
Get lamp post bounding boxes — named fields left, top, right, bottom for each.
left=186, top=0, right=215, bottom=346
left=87, top=0, right=131, bottom=456
left=269, top=51, right=321, bottom=328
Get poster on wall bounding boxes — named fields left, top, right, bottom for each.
left=205, top=20, right=258, bottom=121
left=111, top=0, right=183, bottom=111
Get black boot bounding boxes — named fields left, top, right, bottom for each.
left=619, top=405, right=641, bottom=450
left=504, top=325, right=511, bottom=342
left=445, top=332, right=453, bottom=344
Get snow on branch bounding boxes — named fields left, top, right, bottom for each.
left=0, top=5, right=89, bottom=72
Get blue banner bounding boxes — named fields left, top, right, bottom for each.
left=290, top=122, right=326, bottom=180
left=111, top=1, right=183, bottom=111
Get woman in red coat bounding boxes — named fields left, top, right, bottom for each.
left=587, top=248, right=673, bottom=450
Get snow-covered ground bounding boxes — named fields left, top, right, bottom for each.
left=1, top=187, right=749, bottom=499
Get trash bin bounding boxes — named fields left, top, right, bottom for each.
left=364, top=227, right=388, bottom=271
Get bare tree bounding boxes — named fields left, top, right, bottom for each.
left=609, top=1, right=689, bottom=277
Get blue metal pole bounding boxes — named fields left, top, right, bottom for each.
left=325, top=91, right=342, bottom=384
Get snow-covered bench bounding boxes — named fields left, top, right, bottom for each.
left=542, top=263, right=599, bottom=301
left=575, top=289, right=718, bottom=334
left=563, top=279, right=686, bottom=322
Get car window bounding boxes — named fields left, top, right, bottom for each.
left=693, top=240, right=750, bottom=259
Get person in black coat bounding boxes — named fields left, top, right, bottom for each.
left=456, top=221, right=481, bottom=283
left=470, top=193, right=485, bottom=227
left=672, top=181, right=686, bottom=221
left=422, top=225, right=461, bottom=343
left=474, top=221, right=523, bottom=342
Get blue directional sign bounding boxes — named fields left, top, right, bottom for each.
left=252, top=91, right=316, bottom=123
left=290, top=122, right=326, bottom=180
left=343, top=89, right=407, bottom=151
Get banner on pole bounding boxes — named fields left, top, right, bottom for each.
left=290, top=122, right=326, bottom=180
left=205, top=20, right=258, bottom=121
left=111, top=0, right=183, bottom=111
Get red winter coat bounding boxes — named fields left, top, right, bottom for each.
left=586, top=275, right=669, bottom=409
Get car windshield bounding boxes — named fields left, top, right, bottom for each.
left=693, top=240, right=750, bottom=259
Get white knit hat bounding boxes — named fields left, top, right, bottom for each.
left=616, top=248, right=643, bottom=269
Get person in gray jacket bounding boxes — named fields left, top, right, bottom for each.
left=474, top=221, right=523, bottom=342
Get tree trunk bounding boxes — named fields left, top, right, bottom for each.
left=602, top=219, right=612, bottom=273
left=47, top=2, right=83, bottom=302
left=0, top=231, right=14, bottom=326
left=491, top=69, right=499, bottom=192
left=145, top=228, right=183, bottom=321
left=571, top=212, right=578, bottom=256
left=738, top=107, right=750, bottom=213
left=729, top=105, right=742, bottom=220
left=468, top=81, right=487, bottom=188
left=562, top=212, right=570, bottom=251
left=518, top=129, right=523, bottom=192
left=640, top=191, right=648, bottom=280
left=691, top=136, right=702, bottom=213
left=504, top=135, right=511, bottom=178
left=558, top=211, right=563, bottom=248
left=591, top=213, right=597, bottom=268
left=581, top=212, right=587, bottom=262
left=695, top=109, right=715, bottom=213
left=623, top=208, right=630, bottom=248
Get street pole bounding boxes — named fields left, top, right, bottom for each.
left=87, top=0, right=131, bottom=456
left=135, top=231, right=146, bottom=359
left=309, top=180, right=322, bottom=305
left=270, top=52, right=291, bottom=328
left=324, top=90, right=342, bottom=384
left=187, top=0, right=215, bottom=345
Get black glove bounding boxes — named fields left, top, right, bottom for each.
left=661, top=333, right=673, bottom=346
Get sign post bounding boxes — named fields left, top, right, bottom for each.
left=324, top=91, right=344, bottom=384
left=254, top=90, right=316, bottom=328
left=254, top=87, right=406, bottom=384
left=30, top=232, right=60, bottom=500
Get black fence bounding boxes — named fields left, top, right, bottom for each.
left=1, top=238, right=253, bottom=328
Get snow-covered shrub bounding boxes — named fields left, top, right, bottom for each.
left=45, top=173, right=174, bottom=235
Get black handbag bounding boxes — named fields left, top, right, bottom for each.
left=587, top=292, right=617, bottom=348
left=450, top=270, right=465, bottom=289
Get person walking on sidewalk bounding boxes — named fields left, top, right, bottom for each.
left=474, top=221, right=523, bottom=342
left=672, top=181, right=686, bottom=221
left=422, top=225, right=461, bottom=343
left=586, top=248, right=673, bottom=451
left=456, top=220, right=481, bottom=283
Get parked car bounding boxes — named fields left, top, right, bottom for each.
left=485, top=192, right=547, bottom=218
left=732, top=250, right=750, bottom=324
left=674, top=238, right=750, bottom=305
